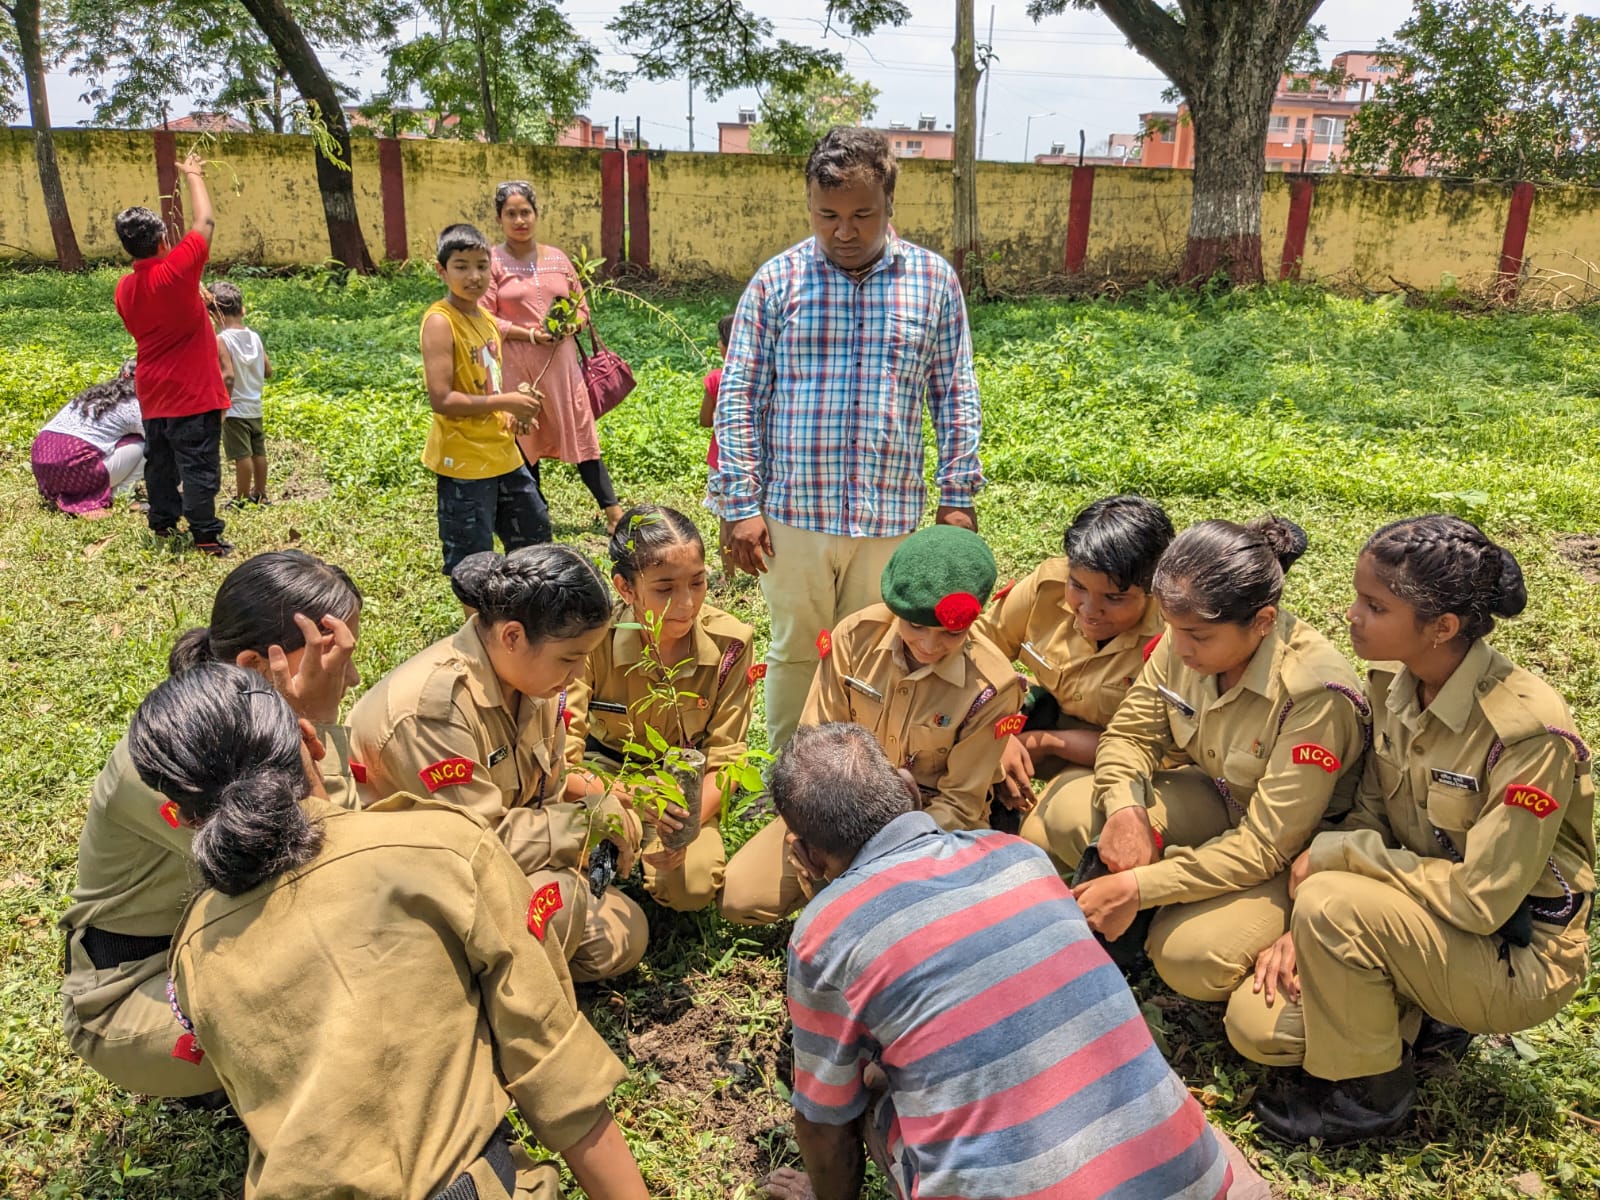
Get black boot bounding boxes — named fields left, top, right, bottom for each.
left=1253, top=1057, right=1417, bottom=1146
left=1411, top=1016, right=1475, bottom=1063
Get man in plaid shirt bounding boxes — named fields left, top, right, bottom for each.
left=709, top=126, right=984, bottom=751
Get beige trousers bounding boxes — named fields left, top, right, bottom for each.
left=531, top=866, right=649, bottom=984
left=1226, top=872, right=1592, bottom=1078
left=641, top=823, right=726, bottom=913
left=758, top=515, right=908, bottom=751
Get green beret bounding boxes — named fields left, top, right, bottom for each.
left=881, top=525, right=998, bottom=631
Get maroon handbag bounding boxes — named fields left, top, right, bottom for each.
left=575, top=323, right=635, bottom=420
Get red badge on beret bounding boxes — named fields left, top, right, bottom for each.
left=1505, top=783, right=1558, bottom=819
left=349, top=760, right=368, bottom=784
left=171, top=1033, right=206, bottom=1064
left=527, top=881, right=564, bottom=940
left=934, top=592, right=982, bottom=632
left=816, top=630, right=832, bottom=658
left=419, top=757, right=474, bottom=792
left=747, top=663, right=768, bottom=686
left=159, top=800, right=181, bottom=829
left=1291, top=744, right=1341, bottom=773
left=994, top=713, right=1026, bottom=739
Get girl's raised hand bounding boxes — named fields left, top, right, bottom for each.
left=266, top=612, right=357, bottom=725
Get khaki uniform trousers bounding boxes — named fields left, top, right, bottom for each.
left=1039, top=766, right=1296, bottom=1001
left=641, top=824, right=726, bottom=913
left=720, top=816, right=807, bottom=926
left=1226, top=872, right=1593, bottom=1079
left=757, top=516, right=907, bottom=752
left=534, top=866, right=649, bottom=985
left=60, top=941, right=220, bottom=1097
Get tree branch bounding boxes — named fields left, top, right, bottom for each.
left=1081, top=0, right=1191, bottom=88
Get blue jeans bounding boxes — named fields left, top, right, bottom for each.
left=435, top=466, right=551, bottom=575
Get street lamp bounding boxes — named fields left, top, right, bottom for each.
left=1023, top=111, right=1055, bottom=163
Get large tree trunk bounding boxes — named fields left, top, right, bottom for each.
left=13, top=0, right=83, bottom=270
left=952, top=0, right=981, bottom=293
left=237, top=0, right=374, bottom=272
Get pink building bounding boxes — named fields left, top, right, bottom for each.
left=719, top=110, right=954, bottom=158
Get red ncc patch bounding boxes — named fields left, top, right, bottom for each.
left=1291, top=743, right=1342, bottom=773
left=1504, top=783, right=1559, bottom=819
left=171, top=1033, right=205, bottom=1064
left=418, top=756, right=474, bottom=792
left=992, top=578, right=1016, bottom=602
left=527, top=881, right=564, bottom=940
left=1142, top=633, right=1163, bottom=661
left=816, top=629, right=832, bottom=658
left=159, top=800, right=181, bottom=829
left=349, top=760, right=368, bottom=784
left=993, top=713, right=1026, bottom=739
left=747, top=662, right=768, bottom=686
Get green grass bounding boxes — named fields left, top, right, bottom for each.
left=1, top=267, right=1598, bottom=1199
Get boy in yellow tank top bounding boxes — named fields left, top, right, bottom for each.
left=420, top=224, right=549, bottom=574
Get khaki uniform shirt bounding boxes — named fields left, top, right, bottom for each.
left=348, top=621, right=638, bottom=876
left=170, top=795, right=625, bottom=1200
left=1095, top=611, right=1370, bottom=908
left=802, top=603, right=1022, bottom=832
left=565, top=602, right=757, bottom=774
left=61, top=725, right=357, bottom=939
left=1310, top=640, right=1596, bottom=935
left=974, top=557, right=1165, bottom=728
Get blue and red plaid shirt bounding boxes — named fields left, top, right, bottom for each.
left=707, top=235, right=983, bottom=539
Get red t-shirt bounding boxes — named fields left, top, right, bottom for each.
left=114, top=231, right=230, bottom=420
left=703, top=367, right=722, bottom=469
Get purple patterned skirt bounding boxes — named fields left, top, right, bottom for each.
left=31, top=431, right=117, bottom=514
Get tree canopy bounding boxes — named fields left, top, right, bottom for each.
left=748, top=66, right=878, bottom=155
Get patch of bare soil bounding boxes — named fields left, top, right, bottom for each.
left=1557, top=535, right=1600, bottom=583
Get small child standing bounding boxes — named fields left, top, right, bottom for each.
left=420, top=223, right=549, bottom=575
left=698, top=314, right=736, bottom=472
left=212, top=281, right=273, bottom=508
left=113, top=148, right=232, bottom=556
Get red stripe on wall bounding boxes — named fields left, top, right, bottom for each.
left=1279, top=176, right=1316, bottom=281
left=600, top=150, right=625, bottom=275
left=151, top=130, right=182, bottom=238
left=1497, top=182, right=1536, bottom=300
left=1064, top=166, right=1095, bottom=274
left=626, top=152, right=650, bottom=274
left=377, top=139, right=408, bottom=262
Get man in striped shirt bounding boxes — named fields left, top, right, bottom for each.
left=709, top=126, right=983, bottom=753
left=768, top=723, right=1235, bottom=1200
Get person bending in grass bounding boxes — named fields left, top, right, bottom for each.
left=762, top=722, right=1237, bottom=1200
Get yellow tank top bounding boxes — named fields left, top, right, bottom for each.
left=420, top=299, right=523, bottom=480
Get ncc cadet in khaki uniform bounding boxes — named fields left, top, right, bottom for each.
left=564, top=600, right=758, bottom=912
left=349, top=617, right=646, bottom=984
left=1234, top=518, right=1596, bottom=1145
left=720, top=525, right=1021, bottom=925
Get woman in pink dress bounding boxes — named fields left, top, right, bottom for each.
left=485, top=181, right=624, bottom=534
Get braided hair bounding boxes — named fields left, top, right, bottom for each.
left=1363, top=515, right=1526, bottom=644
left=69, top=359, right=138, bottom=424
left=1153, top=515, right=1308, bottom=625
left=451, top=545, right=612, bottom=642
left=608, top=505, right=704, bottom=584
left=127, top=663, right=323, bottom=896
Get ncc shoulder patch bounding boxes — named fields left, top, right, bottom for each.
left=527, top=881, right=564, bottom=940
left=816, top=629, right=832, bottom=658
left=1504, top=783, right=1559, bottom=819
left=747, top=662, right=768, bottom=686
left=994, top=713, right=1026, bottom=739
left=418, top=756, right=474, bottom=792
left=992, top=578, right=1016, bottom=602
left=349, top=760, right=369, bottom=784
left=1291, top=743, right=1342, bottom=773
left=159, top=799, right=181, bottom=829
left=1143, top=633, right=1163, bottom=662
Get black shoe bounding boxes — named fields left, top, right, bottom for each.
left=1411, top=1017, right=1475, bottom=1063
left=227, top=497, right=250, bottom=511
left=1253, top=1058, right=1417, bottom=1146
left=250, top=494, right=272, bottom=506
left=194, top=540, right=235, bottom=558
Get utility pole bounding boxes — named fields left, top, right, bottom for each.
left=977, top=5, right=995, bottom=161
left=687, top=75, right=695, bottom=151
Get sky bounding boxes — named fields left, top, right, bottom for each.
left=16, top=1, right=1600, bottom=162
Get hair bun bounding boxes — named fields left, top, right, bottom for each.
left=450, top=551, right=504, bottom=610
left=1492, top=546, right=1528, bottom=618
left=167, top=626, right=215, bottom=676
left=1248, top=515, right=1309, bottom=573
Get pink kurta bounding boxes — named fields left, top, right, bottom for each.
left=485, top=243, right=599, bottom=464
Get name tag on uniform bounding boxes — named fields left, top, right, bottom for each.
left=591, top=700, right=629, bottom=714
left=844, top=676, right=884, bottom=702
left=1157, top=685, right=1196, bottom=718
left=1021, top=642, right=1055, bottom=671
left=1430, top=768, right=1480, bottom=790
left=487, top=745, right=509, bottom=767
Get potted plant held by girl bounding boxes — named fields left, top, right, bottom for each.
left=568, top=506, right=771, bottom=914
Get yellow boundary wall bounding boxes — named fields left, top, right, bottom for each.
left=6, top=128, right=1600, bottom=297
